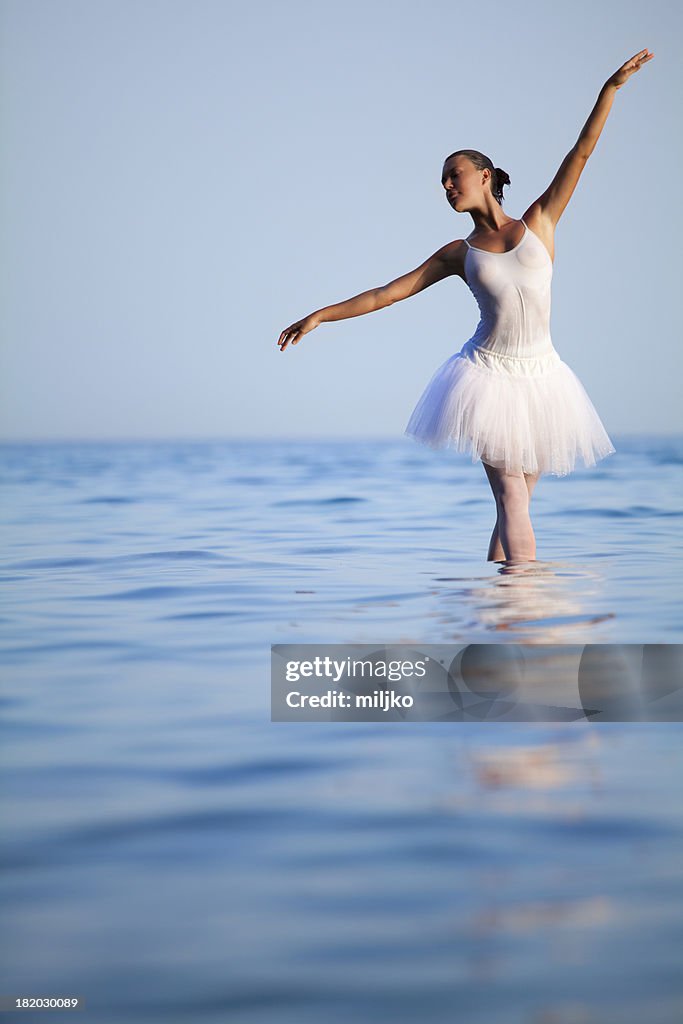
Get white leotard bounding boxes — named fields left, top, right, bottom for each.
left=404, top=218, right=616, bottom=477
left=461, top=219, right=560, bottom=374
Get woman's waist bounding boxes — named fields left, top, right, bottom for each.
left=459, top=338, right=561, bottom=376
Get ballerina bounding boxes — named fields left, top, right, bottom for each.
left=278, top=49, right=654, bottom=563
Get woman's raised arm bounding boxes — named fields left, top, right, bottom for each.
left=578, top=47, right=654, bottom=157
left=528, top=48, right=654, bottom=229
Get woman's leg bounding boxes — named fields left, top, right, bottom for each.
left=486, top=518, right=506, bottom=562
left=483, top=462, right=539, bottom=561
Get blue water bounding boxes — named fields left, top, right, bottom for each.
left=1, top=436, right=683, bottom=1023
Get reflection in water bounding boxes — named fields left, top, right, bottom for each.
left=469, top=894, right=614, bottom=934
left=451, top=730, right=613, bottom=1003
left=462, top=733, right=603, bottom=794
left=435, top=560, right=615, bottom=643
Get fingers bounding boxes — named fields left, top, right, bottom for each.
left=632, top=52, right=654, bottom=73
left=618, top=48, right=654, bottom=81
left=278, top=316, right=314, bottom=350
left=277, top=327, right=301, bottom=351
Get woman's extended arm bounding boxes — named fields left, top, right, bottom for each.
left=276, top=288, right=387, bottom=352
left=315, top=285, right=387, bottom=324
left=577, top=48, right=654, bottom=156
left=528, top=48, right=654, bottom=229
left=575, top=83, right=618, bottom=160
left=277, top=243, right=455, bottom=351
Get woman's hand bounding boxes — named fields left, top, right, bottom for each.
left=606, top=48, right=654, bottom=90
left=277, top=313, right=321, bottom=351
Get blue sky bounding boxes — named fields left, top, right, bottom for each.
left=1, top=0, right=681, bottom=440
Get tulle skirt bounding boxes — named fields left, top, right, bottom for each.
left=404, top=342, right=616, bottom=477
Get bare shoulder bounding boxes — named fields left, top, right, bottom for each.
left=521, top=203, right=556, bottom=263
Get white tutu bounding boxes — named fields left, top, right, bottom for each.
left=404, top=217, right=616, bottom=478
left=404, top=341, right=616, bottom=478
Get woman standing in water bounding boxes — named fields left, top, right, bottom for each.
left=277, top=49, right=654, bottom=563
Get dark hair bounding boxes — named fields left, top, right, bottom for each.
left=443, top=149, right=511, bottom=206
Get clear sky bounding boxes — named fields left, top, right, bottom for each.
left=1, top=0, right=681, bottom=441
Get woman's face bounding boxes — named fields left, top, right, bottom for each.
left=441, top=157, right=490, bottom=211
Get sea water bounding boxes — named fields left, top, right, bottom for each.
left=1, top=436, right=682, bottom=1023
